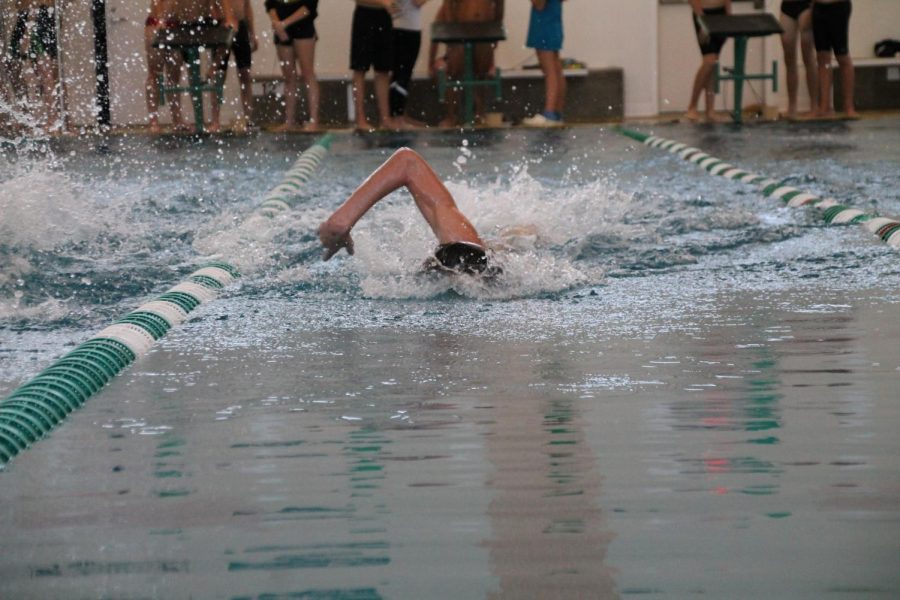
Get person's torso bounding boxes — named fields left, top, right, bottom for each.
left=393, top=0, right=422, bottom=31
left=166, top=0, right=220, bottom=23
left=445, top=0, right=499, bottom=23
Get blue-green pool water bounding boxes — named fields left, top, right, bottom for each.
left=1, top=120, right=899, bottom=598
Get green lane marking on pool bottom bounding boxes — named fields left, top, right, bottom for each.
left=615, top=126, right=900, bottom=250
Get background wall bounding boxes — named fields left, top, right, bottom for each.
left=3, top=0, right=898, bottom=126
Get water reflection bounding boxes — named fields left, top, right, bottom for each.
left=481, top=354, right=616, bottom=598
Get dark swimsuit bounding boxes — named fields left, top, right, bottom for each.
left=693, top=7, right=727, bottom=56
left=781, top=1, right=811, bottom=21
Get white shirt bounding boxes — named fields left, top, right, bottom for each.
left=393, top=0, right=422, bottom=31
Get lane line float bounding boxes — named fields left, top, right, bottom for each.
left=256, top=133, right=334, bottom=217
left=616, top=127, right=900, bottom=249
left=0, top=263, right=238, bottom=465
left=0, top=135, right=336, bottom=466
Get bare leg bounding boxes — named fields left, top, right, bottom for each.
left=276, top=43, right=298, bottom=130
left=780, top=13, right=800, bottom=118
left=295, top=38, right=319, bottom=130
left=36, top=57, right=59, bottom=132
left=145, top=33, right=164, bottom=132
left=815, top=51, right=833, bottom=117
left=237, top=67, right=253, bottom=121
left=352, top=70, right=371, bottom=130
left=798, top=9, right=818, bottom=112
left=374, top=70, right=395, bottom=128
left=836, top=54, right=857, bottom=117
left=536, top=49, right=564, bottom=114
left=207, top=48, right=228, bottom=132
left=319, top=148, right=483, bottom=259
left=166, top=51, right=186, bottom=130
left=687, top=54, right=719, bottom=121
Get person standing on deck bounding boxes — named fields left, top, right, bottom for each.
left=214, top=0, right=258, bottom=133
left=266, top=0, right=320, bottom=131
left=685, top=0, right=731, bottom=123
left=812, top=0, right=857, bottom=118
left=162, top=0, right=238, bottom=132
left=428, top=0, right=504, bottom=127
left=778, top=0, right=818, bottom=119
left=7, top=0, right=62, bottom=133
left=522, top=0, right=565, bottom=128
left=389, top=0, right=430, bottom=128
left=350, top=0, right=400, bottom=131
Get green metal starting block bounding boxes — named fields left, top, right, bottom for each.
left=153, top=25, right=234, bottom=133
left=699, top=13, right=782, bottom=124
left=431, top=21, right=506, bottom=127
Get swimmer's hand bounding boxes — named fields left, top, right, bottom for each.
left=318, top=220, right=354, bottom=261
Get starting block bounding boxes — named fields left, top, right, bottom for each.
left=153, top=25, right=234, bottom=133
left=431, top=21, right=506, bottom=126
left=699, top=13, right=782, bottom=124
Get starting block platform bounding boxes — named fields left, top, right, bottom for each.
left=153, top=25, right=234, bottom=133
left=431, top=21, right=506, bottom=126
left=698, top=13, right=783, bottom=124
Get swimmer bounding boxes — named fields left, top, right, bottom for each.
left=318, top=148, right=493, bottom=275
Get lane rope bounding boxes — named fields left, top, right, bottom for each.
left=256, top=133, right=333, bottom=217
left=0, top=134, right=336, bottom=466
left=0, top=263, right=238, bottom=466
left=615, top=127, right=900, bottom=249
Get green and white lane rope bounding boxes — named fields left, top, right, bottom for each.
left=0, top=263, right=239, bottom=466
left=0, top=135, right=337, bottom=466
left=616, top=127, right=900, bottom=249
left=256, top=133, right=333, bottom=216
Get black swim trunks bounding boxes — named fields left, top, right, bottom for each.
left=222, top=20, right=252, bottom=70
left=266, top=0, right=318, bottom=44
left=694, top=7, right=727, bottom=56
left=350, top=5, right=393, bottom=72
left=813, top=0, right=851, bottom=56
left=781, top=0, right=811, bottom=21
left=428, top=242, right=489, bottom=275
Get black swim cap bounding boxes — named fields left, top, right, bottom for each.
left=431, top=242, right=490, bottom=275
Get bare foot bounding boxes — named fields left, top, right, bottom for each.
left=302, top=121, right=320, bottom=132
left=683, top=109, right=701, bottom=123
left=379, top=117, right=404, bottom=130
left=148, top=119, right=161, bottom=134
left=271, top=123, right=294, bottom=133
left=355, top=120, right=374, bottom=133
left=206, top=121, right=221, bottom=133
left=172, top=122, right=193, bottom=133
left=437, top=117, right=458, bottom=129
left=844, top=110, right=860, bottom=120
left=400, top=115, right=426, bottom=128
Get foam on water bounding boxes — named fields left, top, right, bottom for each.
left=276, top=165, right=637, bottom=299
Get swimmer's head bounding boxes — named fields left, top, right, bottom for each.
left=421, top=241, right=503, bottom=279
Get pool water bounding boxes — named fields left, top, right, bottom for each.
left=1, top=120, right=899, bottom=598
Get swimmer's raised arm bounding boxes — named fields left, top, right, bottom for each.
left=318, top=148, right=484, bottom=260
